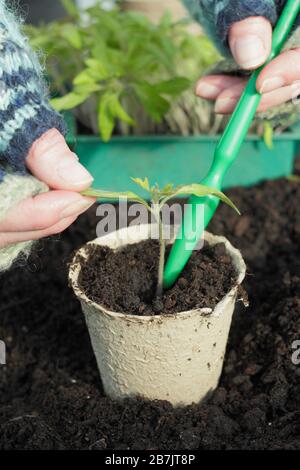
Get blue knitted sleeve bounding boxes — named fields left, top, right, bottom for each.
left=182, top=0, right=284, bottom=55
left=0, top=0, right=66, bottom=184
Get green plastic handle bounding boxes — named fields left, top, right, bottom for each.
left=164, top=0, right=300, bottom=289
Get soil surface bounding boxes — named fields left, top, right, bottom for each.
left=78, top=240, right=238, bottom=315
left=0, top=177, right=300, bottom=450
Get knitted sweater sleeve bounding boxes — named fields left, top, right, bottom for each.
left=181, top=1, right=300, bottom=128
left=181, top=0, right=282, bottom=55
left=0, top=0, right=66, bottom=271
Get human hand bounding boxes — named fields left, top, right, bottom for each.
left=0, top=129, right=95, bottom=249
left=196, top=16, right=300, bottom=114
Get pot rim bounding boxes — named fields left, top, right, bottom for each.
left=69, top=224, right=246, bottom=322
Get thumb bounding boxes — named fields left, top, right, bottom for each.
left=26, top=128, right=93, bottom=191
left=229, top=16, right=272, bottom=70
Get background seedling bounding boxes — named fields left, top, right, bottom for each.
left=26, top=1, right=281, bottom=141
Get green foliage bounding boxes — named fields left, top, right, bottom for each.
left=61, top=0, right=78, bottom=17
left=263, top=121, right=274, bottom=150
left=25, top=1, right=219, bottom=141
left=82, top=178, right=240, bottom=215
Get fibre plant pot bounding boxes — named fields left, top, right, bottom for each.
left=69, top=224, right=246, bottom=406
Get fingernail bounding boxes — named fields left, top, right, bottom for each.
left=196, top=81, right=220, bottom=98
left=215, top=98, right=236, bottom=114
left=260, top=76, right=285, bottom=94
left=60, top=198, right=94, bottom=219
left=233, top=35, right=266, bottom=69
left=57, top=160, right=94, bottom=187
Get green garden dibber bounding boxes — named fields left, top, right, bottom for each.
left=163, top=0, right=300, bottom=289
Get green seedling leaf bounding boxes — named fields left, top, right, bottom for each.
left=51, top=92, right=90, bottom=111
left=73, top=83, right=102, bottom=94
left=91, top=44, right=125, bottom=77
left=263, top=121, right=274, bottom=150
left=111, top=97, right=135, bottom=125
left=61, top=24, right=82, bottom=49
left=159, top=11, right=173, bottom=29
left=134, top=82, right=170, bottom=122
left=98, top=92, right=134, bottom=140
left=61, top=0, right=78, bottom=17
left=27, top=32, right=52, bottom=49
left=73, top=70, right=97, bottom=86
left=98, top=91, right=134, bottom=142
left=161, top=183, right=240, bottom=214
left=160, top=183, right=175, bottom=195
left=124, top=10, right=152, bottom=28
left=98, top=93, right=115, bottom=142
left=154, top=78, right=191, bottom=96
left=73, top=63, right=110, bottom=86
left=81, top=188, right=150, bottom=210
left=145, top=42, right=174, bottom=72
left=85, top=59, right=110, bottom=80
left=131, top=177, right=150, bottom=192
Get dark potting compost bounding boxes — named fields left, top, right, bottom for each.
left=78, top=240, right=238, bottom=315
left=0, top=177, right=300, bottom=450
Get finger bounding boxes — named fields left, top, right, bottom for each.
left=215, top=82, right=246, bottom=114
left=196, top=75, right=246, bottom=100
left=229, top=16, right=272, bottom=70
left=257, top=48, right=300, bottom=94
left=26, top=128, right=94, bottom=191
left=215, top=82, right=297, bottom=114
left=0, top=190, right=95, bottom=233
left=257, top=85, right=298, bottom=112
left=0, top=215, right=79, bottom=248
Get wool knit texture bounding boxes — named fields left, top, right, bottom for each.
left=182, top=1, right=300, bottom=128
left=0, top=174, right=48, bottom=271
left=0, top=0, right=66, bottom=271
left=182, top=0, right=300, bottom=55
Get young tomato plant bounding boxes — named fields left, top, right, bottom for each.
left=83, top=178, right=239, bottom=297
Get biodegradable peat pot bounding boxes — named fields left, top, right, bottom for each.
left=69, top=224, right=246, bottom=406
